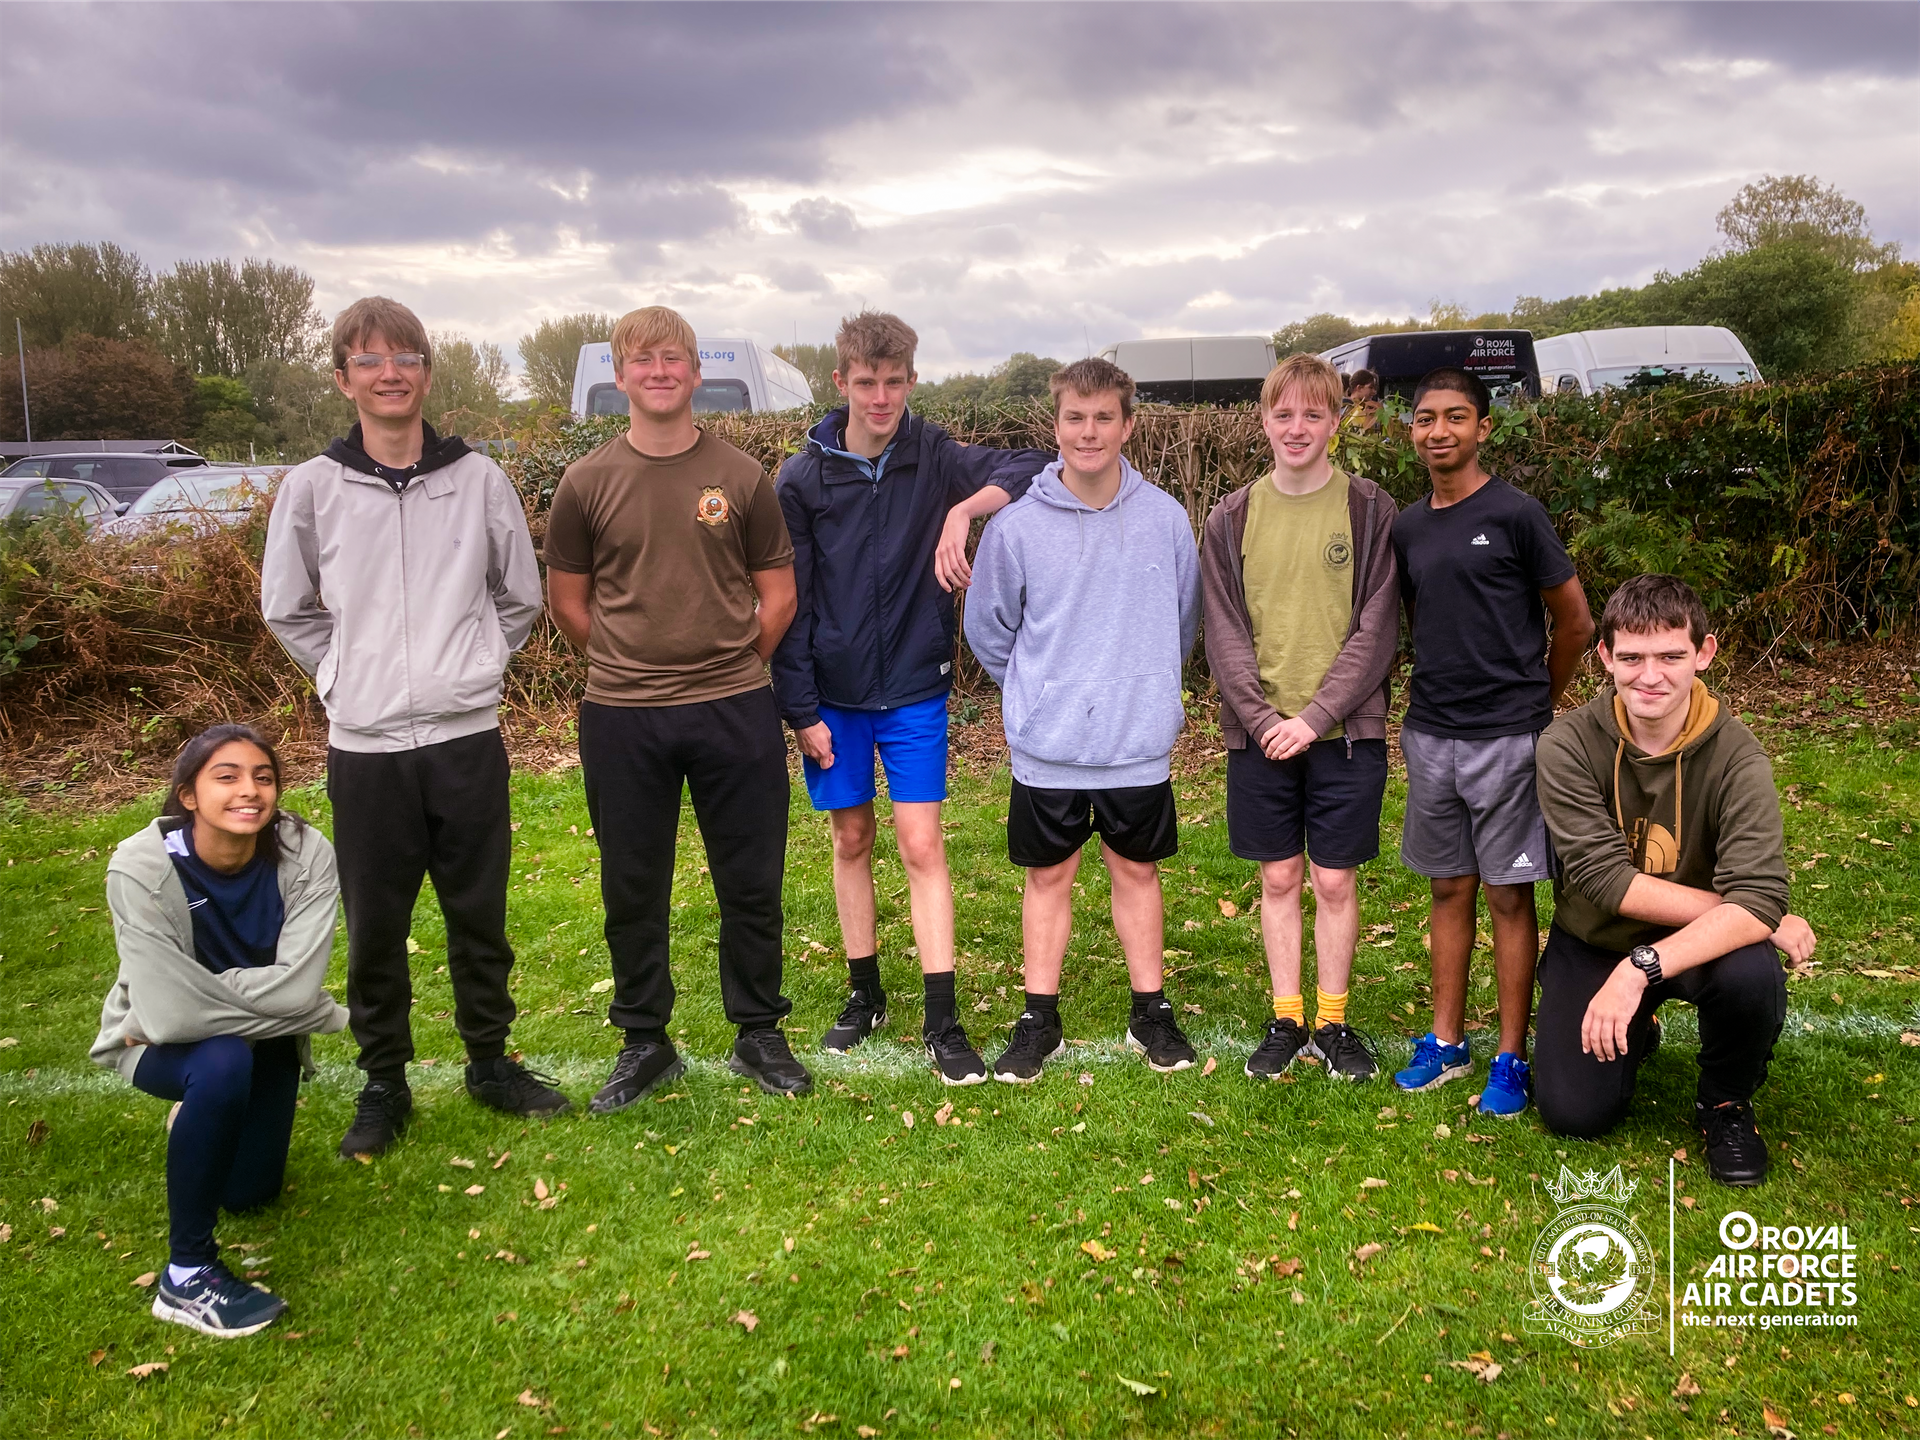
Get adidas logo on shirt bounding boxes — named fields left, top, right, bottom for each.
left=1470, top=533, right=1490, bottom=546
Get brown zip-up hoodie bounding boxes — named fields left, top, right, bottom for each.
left=1201, top=470, right=1400, bottom=749
left=1535, top=682, right=1790, bottom=954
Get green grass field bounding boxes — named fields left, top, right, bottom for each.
left=2, top=730, right=1916, bottom=1438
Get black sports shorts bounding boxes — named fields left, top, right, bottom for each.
left=1006, top=778, right=1179, bottom=868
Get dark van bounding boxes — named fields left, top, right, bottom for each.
left=1319, top=330, right=1540, bottom=405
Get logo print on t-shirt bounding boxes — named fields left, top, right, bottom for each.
left=1324, top=531, right=1353, bottom=570
left=1470, top=533, right=1490, bottom=546
left=695, top=487, right=730, bottom=526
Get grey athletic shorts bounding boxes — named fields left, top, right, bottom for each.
left=1398, top=725, right=1554, bottom=884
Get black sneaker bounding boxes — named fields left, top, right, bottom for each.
left=993, top=1009, right=1065, bottom=1084
left=1698, top=1100, right=1770, bottom=1187
left=588, top=1040, right=685, bottom=1115
left=925, top=1020, right=988, bottom=1086
left=152, top=1260, right=287, bottom=1338
left=821, top=988, right=888, bottom=1053
left=1312, top=1021, right=1381, bottom=1082
left=1245, top=1017, right=1313, bottom=1079
left=1125, top=1003, right=1198, bottom=1073
left=466, top=1057, right=572, bottom=1119
left=731, top=1028, right=813, bottom=1097
left=338, top=1079, right=411, bottom=1159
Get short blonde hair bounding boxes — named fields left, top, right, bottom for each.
left=835, top=310, right=917, bottom=377
left=332, top=297, right=431, bottom=373
left=1260, top=353, right=1343, bottom=413
left=610, top=305, right=698, bottom=369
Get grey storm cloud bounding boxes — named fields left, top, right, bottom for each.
left=1, top=2, right=1913, bottom=377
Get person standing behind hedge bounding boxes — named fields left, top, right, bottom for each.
left=92, top=724, right=348, bottom=1337
left=262, top=297, right=562, bottom=1161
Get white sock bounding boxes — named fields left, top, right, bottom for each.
left=166, top=1263, right=205, bottom=1286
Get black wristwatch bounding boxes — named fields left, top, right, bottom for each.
left=1627, top=945, right=1664, bottom=985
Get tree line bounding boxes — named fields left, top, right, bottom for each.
left=1275, top=176, right=1918, bottom=376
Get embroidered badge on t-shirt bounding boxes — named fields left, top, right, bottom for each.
left=696, top=487, right=730, bottom=525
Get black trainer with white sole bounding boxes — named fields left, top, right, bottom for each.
left=151, top=1261, right=287, bottom=1338
left=731, top=1028, right=813, bottom=1096
left=1311, top=1021, right=1380, bottom=1082
left=589, top=1040, right=685, bottom=1115
left=925, top=1020, right=988, bottom=1086
left=993, top=1010, right=1065, bottom=1084
left=821, top=989, right=887, bottom=1053
left=1245, top=1016, right=1313, bottom=1078
left=1125, top=1003, right=1198, bottom=1073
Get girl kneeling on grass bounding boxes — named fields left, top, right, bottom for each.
left=90, top=723, right=347, bottom=1338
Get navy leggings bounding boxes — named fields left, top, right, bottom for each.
left=132, top=1035, right=300, bottom=1268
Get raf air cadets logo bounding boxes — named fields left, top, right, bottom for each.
left=696, top=487, right=730, bottom=526
left=1524, top=1166, right=1660, bottom=1348
left=1323, top=530, right=1353, bottom=570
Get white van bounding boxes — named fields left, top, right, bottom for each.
left=1533, top=326, right=1762, bottom=396
left=570, top=338, right=813, bottom=419
left=1097, top=336, right=1276, bottom=405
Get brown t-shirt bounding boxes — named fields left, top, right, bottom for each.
left=543, top=430, right=794, bottom=707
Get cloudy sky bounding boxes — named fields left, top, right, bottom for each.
left=2, top=1, right=1914, bottom=381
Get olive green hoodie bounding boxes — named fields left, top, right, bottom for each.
left=1535, top=681, right=1790, bottom=954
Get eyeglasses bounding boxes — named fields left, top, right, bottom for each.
left=345, top=352, right=426, bottom=371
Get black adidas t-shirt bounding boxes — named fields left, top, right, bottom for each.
left=1392, top=476, right=1577, bottom=740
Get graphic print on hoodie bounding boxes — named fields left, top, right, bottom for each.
left=963, top=458, right=1201, bottom=790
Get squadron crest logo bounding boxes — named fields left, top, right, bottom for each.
left=696, top=487, right=731, bottom=525
left=1523, top=1166, right=1660, bottom=1348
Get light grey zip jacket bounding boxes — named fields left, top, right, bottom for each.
left=91, top=816, right=348, bottom=1083
left=261, top=439, right=542, bottom=753
left=965, top=458, right=1201, bottom=789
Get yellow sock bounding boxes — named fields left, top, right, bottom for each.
left=1272, top=992, right=1305, bottom=1025
left=1315, top=987, right=1348, bottom=1027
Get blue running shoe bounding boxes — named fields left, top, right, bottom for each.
left=1478, top=1052, right=1531, bottom=1118
left=1393, top=1031, right=1472, bottom=1092
left=151, top=1261, right=287, bottom=1338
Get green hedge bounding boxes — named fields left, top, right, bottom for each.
left=1, top=366, right=1912, bottom=745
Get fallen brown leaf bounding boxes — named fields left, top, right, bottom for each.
left=534, top=1178, right=551, bottom=1201
left=1764, top=1405, right=1796, bottom=1439
left=1081, top=1239, right=1116, bottom=1262
left=1354, top=1242, right=1385, bottom=1264
left=1449, top=1358, right=1502, bottom=1383
left=1361, top=1177, right=1389, bottom=1190
left=1218, top=899, right=1238, bottom=918
left=126, top=1362, right=168, bottom=1379
left=732, top=1309, right=759, bottom=1332
left=88, top=1349, right=107, bottom=1366
left=493, top=1150, right=512, bottom=1170
left=1271, top=1257, right=1303, bottom=1277
left=131, top=1271, right=156, bottom=1288
left=516, top=1388, right=548, bottom=1409
left=464, top=1184, right=485, bottom=1197
left=1200, top=1056, right=1217, bottom=1077
left=934, top=1102, right=954, bottom=1127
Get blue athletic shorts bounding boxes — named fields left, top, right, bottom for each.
left=802, top=695, right=950, bottom=811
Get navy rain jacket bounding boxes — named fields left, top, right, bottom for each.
left=772, top=408, right=1049, bottom=729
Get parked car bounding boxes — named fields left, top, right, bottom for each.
left=0, top=476, right=123, bottom=529
left=95, top=466, right=283, bottom=538
left=570, top=337, right=814, bottom=419
left=1533, top=326, right=1762, bottom=396
left=0, top=450, right=209, bottom=505
left=1096, top=336, right=1276, bottom=405
left=1319, top=330, right=1542, bottom=405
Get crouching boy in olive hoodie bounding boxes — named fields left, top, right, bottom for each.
left=1532, top=575, right=1815, bottom=1187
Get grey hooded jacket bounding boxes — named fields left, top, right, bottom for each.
left=91, top=816, right=348, bottom=1083
left=261, top=443, right=542, bottom=753
left=964, top=458, right=1201, bottom=788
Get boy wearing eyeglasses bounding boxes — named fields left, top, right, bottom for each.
left=263, top=297, right=560, bottom=1161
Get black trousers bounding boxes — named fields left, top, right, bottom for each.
left=1532, top=922, right=1787, bottom=1139
left=328, top=729, right=518, bottom=1078
left=578, top=688, right=791, bottom=1038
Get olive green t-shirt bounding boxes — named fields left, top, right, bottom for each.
left=542, top=430, right=794, bottom=707
left=1240, top=469, right=1355, bottom=740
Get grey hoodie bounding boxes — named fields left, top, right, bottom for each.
left=965, top=458, right=1201, bottom=788
left=91, top=816, right=348, bottom=1083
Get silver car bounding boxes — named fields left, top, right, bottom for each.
left=96, top=466, right=285, bottom=538
left=0, top=475, right=124, bottom=529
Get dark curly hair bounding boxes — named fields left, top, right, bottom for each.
left=161, top=723, right=305, bottom=867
